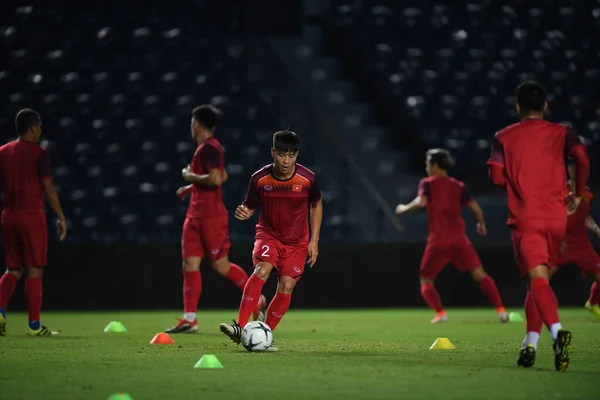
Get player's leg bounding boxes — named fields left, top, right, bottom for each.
left=575, top=251, right=600, bottom=319
left=0, top=220, right=23, bottom=335
left=419, top=245, right=449, bottom=323
left=265, top=275, right=298, bottom=332
left=0, top=268, right=22, bottom=337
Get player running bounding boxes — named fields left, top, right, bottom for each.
left=220, top=130, right=322, bottom=351
left=0, top=109, right=67, bottom=336
left=487, top=81, right=590, bottom=371
left=165, top=105, right=265, bottom=334
left=396, top=149, right=508, bottom=324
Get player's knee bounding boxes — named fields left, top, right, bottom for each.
left=420, top=278, right=434, bottom=286
left=26, top=267, right=42, bottom=279
left=211, top=257, right=230, bottom=275
left=253, top=263, right=272, bottom=281
left=278, top=278, right=296, bottom=294
left=469, top=267, right=486, bottom=282
left=6, top=269, right=23, bottom=279
left=182, top=257, right=201, bottom=272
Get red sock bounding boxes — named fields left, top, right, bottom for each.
left=25, top=278, right=42, bottom=322
left=525, top=289, right=543, bottom=333
left=588, top=281, right=600, bottom=306
left=237, top=275, right=265, bottom=327
left=265, top=292, right=292, bottom=331
left=530, top=277, right=560, bottom=327
left=225, top=263, right=249, bottom=291
left=183, top=271, right=202, bottom=314
left=0, top=273, right=18, bottom=310
left=479, top=275, right=504, bottom=309
left=420, top=283, right=444, bottom=313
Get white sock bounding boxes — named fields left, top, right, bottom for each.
left=521, top=331, right=540, bottom=350
left=549, top=323, right=562, bottom=340
left=183, top=312, right=196, bottom=322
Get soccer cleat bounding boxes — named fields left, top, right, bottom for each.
left=219, top=319, right=242, bottom=344
left=26, top=325, right=59, bottom=336
left=253, top=295, right=267, bottom=322
left=430, top=312, right=447, bottom=324
left=517, top=345, right=536, bottom=368
left=0, top=313, right=5, bottom=337
left=165, top=318, right=199, bottom=334
left=264, top=345, right=279, bottom=352
left=584, top=301, right=600, bottom=321
left=553, top=329, right=572, bottom=372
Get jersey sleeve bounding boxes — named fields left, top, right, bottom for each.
left=37, top=150, right=52, bottom=180
left=308, top=177, right=322, bottom=205
left=242, top=176, right=260, bottom=210
left=487, top=134, right=505, bottom=167
left=564, top=127, right=583, bottom=154
left=460, top=185, right=473, bottom=205
left=417, top=179, right=431, bottom=197
left=198, top=145, right=222, bottom=171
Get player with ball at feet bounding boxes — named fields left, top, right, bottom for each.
left=220, top=130, right=323, bottom=351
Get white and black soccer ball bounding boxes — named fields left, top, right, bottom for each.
left=241, top=321, right=273, bottom=352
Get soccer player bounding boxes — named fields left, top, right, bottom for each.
left=165, top=105, right=265, bottom=334
left=219, top=130, right=322, bottom=351
left=487, top=81, right=590, bottom=371
left=396, top=149, right=508, bottom=324
left=0, top=109, right=67, bottom=336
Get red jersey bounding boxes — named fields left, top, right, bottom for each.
left=186, top=137, right=227, bottom=219
left=243, top=163, right=321, bottom=245
left=418, top=176, right=473, bottom=244
left=564, top=186, right=593, bottom=248
left=487, top=119, right=583, bottom=225
left=0, top=140, right=52, bottom=220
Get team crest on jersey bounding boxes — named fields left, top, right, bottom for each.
left=292, top=184, right=302, bottom=192
left=264, top=186, right=273, bottom=191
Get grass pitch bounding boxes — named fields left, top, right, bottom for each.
left=0, top=309, right=598, bottom=400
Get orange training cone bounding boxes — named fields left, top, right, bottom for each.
left=150, top=332, right=175, bottom=345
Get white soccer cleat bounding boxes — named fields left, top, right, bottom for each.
left=264, top=345, right=279, bottom=352
left=430, top=313, right=448, bottom=324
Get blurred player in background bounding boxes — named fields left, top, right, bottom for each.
left=165, top=105, right=265, bottom=334
left=0, top=109, right=67, bottom=336
left=487, top=81, right=590, bottom=371
left=396, top=149, right=508, bottom=324
left=220, top=130, right=322, bottom=351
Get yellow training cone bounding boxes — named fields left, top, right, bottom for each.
left=429, top=337, right=455, bottom=350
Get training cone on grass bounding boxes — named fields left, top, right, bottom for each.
left=194, top=354, right=224, bottom=369
left=104, top=321, right=128, bottom=333
left=509, top=312, right=524, bottom=322
left=107, top=393, right=133, bottom=400
left=429, top=337, right=455, bottom=350
left=150, top=332, right=174, bottom=345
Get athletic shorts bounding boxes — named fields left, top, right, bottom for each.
left=554, top=245, right=600, bottom=277
left=2, top=215, right=48, bottom=269
left=252, top=234, right=308, bottom=282
left=419, top=241, right=482, bottom=280
left=510, top=219, right=567, bottom=277
left=181, top=215, right=231, bottom=261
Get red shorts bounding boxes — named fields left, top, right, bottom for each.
left=2, top=216, right=48, bottom=269
left=252, top=234, right=308, bottom=281
left=554, top=245, right=600, bottom=277
left=420, top=241, right=482, bottom=280
left=510, top=219, right=567, bottom=277
left=181, top=215, right=231, bottom=261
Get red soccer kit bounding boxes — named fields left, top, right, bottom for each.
left=418, top=176, right=482, bottom=280
left=487, top=119, right=587, bottom=276
left=181, top=137, right=230, bottom=261
left=554, top=187, right=600, bottom=276
left=243, top=163, right=321, bottom=281
left=0, top=140, right=52, bottom=269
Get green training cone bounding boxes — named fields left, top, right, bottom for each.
left=104, top=321, right=128, bottom=333
left=107, top=393, right=133, bottom=400
left=509, top=312, right=524, bottom=322
left=194, top=354, right=224, bottom=369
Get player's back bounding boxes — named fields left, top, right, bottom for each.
left=496, top=119, right=573, bottom=224
left=187, top=137, right=227, bottom=218
left=421, top=176, right=469, bottom=244
left=0, top=140, right=47, bottom=219
left=564, top=187, right=593, bottom=247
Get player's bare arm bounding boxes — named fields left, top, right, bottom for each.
left=181, top=165, right=223, bottom=187
left=235, top=204, right=254, bottom=220
left=396, top=195, right=426, bottom=215
left=466, top=200, right=487, bottom=236
left=566, top=143, right=590, bottom=213
left=586, top=216, right=600, bottom=238
left=41, top=178, right=67, bottom=241
left=307, top=198, right=323, bottom=268
left=176, top=184, right=193, bottom=199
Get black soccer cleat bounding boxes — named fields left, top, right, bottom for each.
left=517, top=345, right=536, bottom=368
left=219, top=319, right=242, bottom=344
left=553, top=329, right=572, bottom=372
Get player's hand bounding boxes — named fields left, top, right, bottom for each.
left=307, top=240, right=319, bottom=268
left=181, top=164, right=192, bottom=181
left=176, top=185, right=192, bottom=200
left=56, top=218, right=67, bottom=242
left=566, top=194, right=582, bottom=215
left=476, top=222, right=487, bottom=236
left=234, top=204, right=254, bottom=220
left=395, top=204, right=408, bottom=215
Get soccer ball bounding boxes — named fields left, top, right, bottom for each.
left=241, top=321, right=273, bottom=352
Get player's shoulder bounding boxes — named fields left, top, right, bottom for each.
left=494, top=122, right=523, bottom=141
left=448, top=177, right=465, bottom=187
left=251, top=164, right=273, bottom=181
left=295, top=163, right=316, bottom=180
left=201, top=138, right=224, bottom=152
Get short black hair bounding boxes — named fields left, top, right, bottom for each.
left=192, top=104, right=220, bottom=131
left=15, top=108, right=41, bottom=136
left=426, top=148, right=454, bottom=170
left=516, top=81, right=547, bottom=115
left=273, top=130, right=300, bottom=153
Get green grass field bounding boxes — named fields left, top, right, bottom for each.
left=1, top=309, right=598, bottom=400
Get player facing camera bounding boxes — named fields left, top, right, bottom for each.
left=271, top=130, right=300, bottom=178
left=425, top=148, right=454, bottom=176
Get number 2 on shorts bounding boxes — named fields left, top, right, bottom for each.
left=261, top=245, right=270, bottom=257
